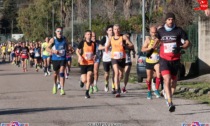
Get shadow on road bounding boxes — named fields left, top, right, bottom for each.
left=0, top=102, right=142, bottom=115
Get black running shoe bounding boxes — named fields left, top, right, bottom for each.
left=168, top=103, right=176, bottom=112
left=80, top=81, right=84, bottom=88
left=85, top=92, right=90, bottom=99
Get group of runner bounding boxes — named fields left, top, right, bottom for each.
left=0, top=12, right=191, bottom=113
left=75, top=24, right=135, bottom=99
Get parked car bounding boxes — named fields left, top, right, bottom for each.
left=136, top=52, right=147, bottom=82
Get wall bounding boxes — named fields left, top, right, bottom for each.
left=198, top=17, right=210, bottom=74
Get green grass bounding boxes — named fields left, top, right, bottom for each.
left=175, top=82, right=210, bottom=105
left=178, top=82, right=210, bottom=89
left=128, top=73, right=138, bottom=83
left=72, top=56, right=79, bottom=67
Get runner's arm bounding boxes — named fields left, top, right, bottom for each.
left=141, top=37, right=151, bottom=52
left=46, top=38, right=58, bottom=54
left=123, top=34, right=134, bottom=49
left=105, top=38, right=111, bottom=53
left=181, top=29, right=191, bottom=49
left=98, top=36, right=106, bottom=50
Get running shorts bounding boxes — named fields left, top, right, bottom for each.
left=80, top=65, right=94, bottom=74
left=52, top=60, right=66, bottom=71
left=111, top=58, right=125, bottom=68
left=66, top=57, right=72, bottom=62
left=103, top=61, right=112, bottom=72
left=146, top=62, right=158, bottom=70
left=159, top=58, right=180, bottom=76
left=42, top=55, right=50, bottom=60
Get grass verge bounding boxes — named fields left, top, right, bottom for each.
left=174, top=82, right=210, bottom=105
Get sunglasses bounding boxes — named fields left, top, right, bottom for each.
left=56, top=30, right=62, bottom=33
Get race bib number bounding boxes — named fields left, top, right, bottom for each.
left=150, top=53, right=159, bottom=61
left=163, top=42, right=177, bottom=53
left=30, top=50, right=34, bottom=53
left=35, top=52, right=40, bottom=57
left=85, top=52, right=93, bottom=60
left=126, top=53, right=131, bottom=63
left=113, top=52, right=124, bottom=59
left=16, top=50, right=20, bottom=53
left=58, top=49, right=65, bottom=56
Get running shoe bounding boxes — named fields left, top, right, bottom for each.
left=85, top=92, right=90, bottom=99
left=89, top=86, right=93, bottom=94
left=154, top=90, right=161, bottom=98
left=80, top=81, right=84, bottom=88
left=47, top=71, right=51, bottom=75
left=168, top=102, right=176, bottom=112
left=44, top=72, right=48, bottom=76
left=57, top=82, right=61, bottom=90
left=115, top=93, right=121, bottom=98
left=36, top=69, right=38, bottom=72
left=60, top=89, right=65, bottom=95
left=104, top=84, right=109, bottom=92
left=111, top=89, right=116, bottom=94
left=122, top=87, right=127, bottom=93
left=93, top=85, right=98, bottom=92
left=112, top=83, right=115, bottom=89
left=65, top=76, right=68, bottom=79
left=52, top=85, right=57, bottom=94
left=147, top=91, right=152, bottom=100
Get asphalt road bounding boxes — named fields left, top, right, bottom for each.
left=0, top=61, right=210, bottom=126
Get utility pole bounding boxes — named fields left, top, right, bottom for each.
left=11, top=20, right=13, bottom=37
left=142, top=0, right=145, bottom=44
left=61, top=0, right=63, bottom=27
left=52, top=5, right=55, bottom=37
left=89, top=0, right=91, bottom=30
left=71, top=0, right=74, bottom=47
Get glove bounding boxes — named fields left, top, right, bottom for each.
left=146, top=48, right=154, bottom=58
left=172, top=46, right=183, bottom=54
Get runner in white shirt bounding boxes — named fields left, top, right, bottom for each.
left=99, top=25, right=115, bottom=93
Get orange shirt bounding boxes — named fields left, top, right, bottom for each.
left=80, top=41, right=95, bottom=65
left=111, top=36, right=126, bottom=59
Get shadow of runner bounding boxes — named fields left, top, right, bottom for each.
left=0, top=105, right=98, bottom=115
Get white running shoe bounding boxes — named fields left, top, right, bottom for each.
left=44, top=72, right=48, bottom=76
left=47, top=71, right=51, bottom=75
left=104, top=86, right=109, bottom=92
left=57, top=83, right=61, bottom=90
left=65, top=76, right=68, bottom=79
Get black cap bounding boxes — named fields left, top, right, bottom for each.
left=165, top=12, right=175, bottom=21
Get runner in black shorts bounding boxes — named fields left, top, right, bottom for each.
left=76, top=30, right=96, bottom=99
left=156, top=12, right=190, bottom=112
left=142, top=26, right=161, bottom=100
left=105, top=24, right=133, bottom=97
left=99, top=25, right=115, bottom=93
left=122, top=33, right=135, bottom=93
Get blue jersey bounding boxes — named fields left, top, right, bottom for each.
left=51, top=37, right=67, bottom=61
left=34, top=47, right=41, bottom=57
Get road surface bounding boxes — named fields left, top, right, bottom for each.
left=0, top=62, right=210, bottom=126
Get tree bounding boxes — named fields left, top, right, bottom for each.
left=1, top=0, right=18, bottom=34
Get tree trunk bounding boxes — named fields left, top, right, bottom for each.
left=123, top=0, right=132, bottom=20
left=104, top=0, right=117, bottom=21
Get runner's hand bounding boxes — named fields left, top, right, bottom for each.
left=78, top=56, right=83, bottom=62
left=146, top=48, right=154, bottom=58
left=53, top=50, right=59, bottom=55
left=172, top=46, right=183, bottom=54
